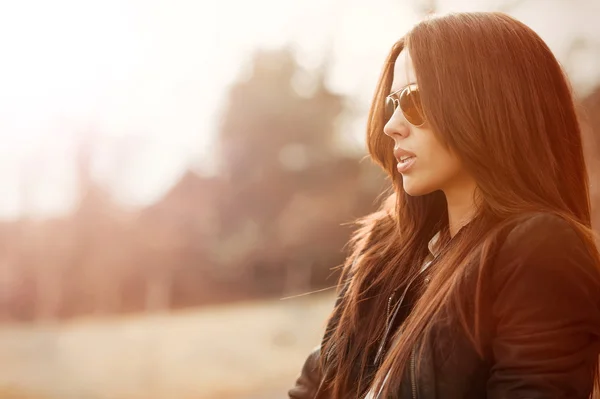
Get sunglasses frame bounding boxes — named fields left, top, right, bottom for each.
left=385, top=83, right=425, bottom=128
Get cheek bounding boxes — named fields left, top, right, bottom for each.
left=402, top=140, right=463, bottom=195
left=430, top=148, right=462, bottom=175
left=424, top=131, right=460, bottom=168
left=430, top=145, right=465, bottom=184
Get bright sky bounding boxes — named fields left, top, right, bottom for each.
left=0, top=0, right=598, bottom=219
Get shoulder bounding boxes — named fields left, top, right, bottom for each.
left=484, top=213, right=600, bottom=398
left=491, top=211, right=600, bottom=297
left=502, top=212, right=583, bottom=246
left=498, top=212, right=594, bottom=261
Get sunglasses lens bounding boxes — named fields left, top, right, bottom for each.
left=400, top=87, right=425, bottom=126
left=384, top=96, right=397, bottom=122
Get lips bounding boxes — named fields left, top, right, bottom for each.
left=394, top=147, right=417, bottom=174
left=393, top=147, right=416, bottom=164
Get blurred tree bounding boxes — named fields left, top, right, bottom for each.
left=214, top=46, right=383, bottom=296
left=65, top=132, right=129, bottom=317
left=217, top=48, right=344, bottom=234
left=217, top=47, right=344, bottom=223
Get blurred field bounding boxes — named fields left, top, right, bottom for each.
left=0, top=291, right=336, bottom=399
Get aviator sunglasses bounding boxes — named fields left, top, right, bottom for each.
left=384, top=83, right=426, bottom=127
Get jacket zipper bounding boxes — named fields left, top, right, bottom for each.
left=373, top=255, right=436, bottom=396
left=410, top=347, right=417, bottom=399
left=373, top=279, right=412, bottom=365
left=373, top=258, right=432, bottom=367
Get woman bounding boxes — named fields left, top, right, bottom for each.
left=288, top=11, right=600, bottom=399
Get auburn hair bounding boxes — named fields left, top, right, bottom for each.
left=319, top=11, right=600, bottom=399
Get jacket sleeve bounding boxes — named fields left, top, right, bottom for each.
left=287, top=290, right=344, bottom=399
left=487, top=214, right=600, bottom=399
left=288, top=345, right=324, bottom=399
left=288, top=265, right=355, bottom=399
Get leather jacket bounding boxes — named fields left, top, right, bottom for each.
left=288, top=213, right=600, bottom=399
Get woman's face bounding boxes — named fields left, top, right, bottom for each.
left=384, top=50, right=475, bottom=197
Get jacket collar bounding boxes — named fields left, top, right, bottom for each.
left=428, top=231, right=441, bottom=258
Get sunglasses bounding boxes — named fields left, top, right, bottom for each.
left=384, top=83, right=425, bottom=127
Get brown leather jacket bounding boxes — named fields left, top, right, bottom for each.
left=288, top=213, right=600, bottom=399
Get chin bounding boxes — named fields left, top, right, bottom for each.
left=402, top=178, right=437, bottom=197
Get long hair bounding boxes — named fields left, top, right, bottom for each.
left=319, top=11, right=600, bottom=399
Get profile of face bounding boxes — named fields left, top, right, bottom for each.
left=384, top=50, right=475, bottom=197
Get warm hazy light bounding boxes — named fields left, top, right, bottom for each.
left=0, top=2, right=598, bottom=398
left=0, top=0, right=373, bottom=219
left=0, top=0, right=235, bottom=217
left=0, top=0, right=597, bottom=218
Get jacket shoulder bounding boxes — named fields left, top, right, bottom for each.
left=496, top=212, right=596, bottom=266
left=491, top=211, right=600, bottom=304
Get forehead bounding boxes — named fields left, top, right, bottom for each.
left=390, top=50, right=417, bottom=93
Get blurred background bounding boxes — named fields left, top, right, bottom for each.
left=0, top=0, right=598, bottom=398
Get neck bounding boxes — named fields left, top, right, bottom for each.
left=443, top=179, right=479, bottom=238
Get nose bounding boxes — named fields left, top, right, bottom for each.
left=383, top=111, right=410, bottom=139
